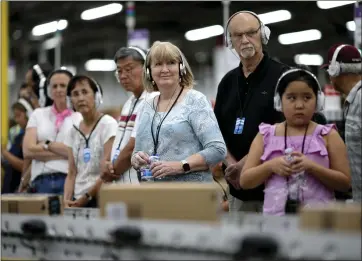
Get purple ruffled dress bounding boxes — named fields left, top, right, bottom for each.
left=259, top=123, right=336, bottom=216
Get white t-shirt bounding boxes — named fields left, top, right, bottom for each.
left=111, top=91, right=158, bottom=184
left=64, top=115, right=117, bottom=199
left=26, top=107, right=83, bottom=182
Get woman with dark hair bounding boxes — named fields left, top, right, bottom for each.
left=63, top=75, right=117, bottom=208
left=240, top=68, right=351, bottom=215
left=22, top=69, right=82, bottom=194
left=1, top=98, right=34, bottom=193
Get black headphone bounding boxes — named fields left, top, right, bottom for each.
left=144, top=47, right=187, bottom=82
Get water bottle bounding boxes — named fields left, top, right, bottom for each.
left=284, top=147, right=304, bottom=200
left=140, top=155, right=160, bottom=182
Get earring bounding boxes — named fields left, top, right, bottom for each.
left=152, top=80, right=155, bottom=86
left=179, top=78, right=182, bottom=83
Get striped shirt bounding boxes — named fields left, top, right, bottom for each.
left=344, top=80, right=362, bottom=202
left=110, top=90, right=158, bottom=184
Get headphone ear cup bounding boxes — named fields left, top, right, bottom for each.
left=95, top=92, right=103, bottom=108
left=261, top=25, right=271, bottom=45
left=179, top=63, right=186, bottom=76
left=316, top=91, right=325, bottom=112
left=273, top=95, right=282, bottom=112
left=328, top=62, right=340, bottom=77
left=146, top=68, right=151, bottom=81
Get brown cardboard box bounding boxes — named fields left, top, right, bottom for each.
left=1, top=194, right=63, bottom=215
left=299, top=202, right=361, bottom=233
left=99, top=183, right=221, bottom=222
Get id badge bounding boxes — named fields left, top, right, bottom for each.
left=112, top=149, right=120, bottom=164
left=234, top=117, right=245, bottom=134
left=83, top=148, right=91, bottom=163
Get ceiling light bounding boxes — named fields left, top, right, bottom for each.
left=185, top=25, right=224, bottom=41
left=346, top=20, right=356, bottom=31
left=32, top=20, right=68, bottom=36
left=278, top=29, right=322, bottom=45
left=85, top=59, right=116, bottom=71
left=258, top=10, right=292, bottom=25
left=81, top=3, right=123, bottom=21
left=294, top=54, right=324, bottom=66
left=316, top=1, right=355, bottom=9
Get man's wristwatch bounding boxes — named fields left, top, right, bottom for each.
left=181, top=160, right=191, bottom=173
left=85, top=192, right=92, bottom=201
left=43, top=140, right=51, bottom=150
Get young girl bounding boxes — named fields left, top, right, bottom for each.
left=240, top=68, right=351, bottom=215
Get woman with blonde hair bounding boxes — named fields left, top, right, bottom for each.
left=131, top=41, right=226, bottom=182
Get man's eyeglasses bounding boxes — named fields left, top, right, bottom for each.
left=230, top=26, right=261, bottom=41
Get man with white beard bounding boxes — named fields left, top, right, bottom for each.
left=214, top=11, right=289, bottom=212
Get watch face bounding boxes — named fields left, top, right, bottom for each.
left=45, top=140, right=51, bottom=145
left=183, top=163, right=191, bottom=172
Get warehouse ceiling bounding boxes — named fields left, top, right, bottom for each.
left=9, top=1, right=357, bottom=67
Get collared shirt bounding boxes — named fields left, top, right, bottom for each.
left=214, top=52, right=289, bottom=201
left=344, top=80, right=362, bottom=201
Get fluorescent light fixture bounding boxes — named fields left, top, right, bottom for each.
left=185, top=25, right=224, bottom=41
left=85, top=59, right=116, bottom=71
left=346, top=20, right=356, bottom=31
left=278, top=29, right=322, bottom=45
left=294, top=54, right=324, bottom=66
left=317, top=1, right=355, bottom=9
left=32, top=20, right=68, bottom=36
left=258, top=10, right=292, bottom=25
left=81, top=3, right=123, bottom=20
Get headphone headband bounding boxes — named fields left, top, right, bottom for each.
left=128, top=46, right=147, bottom=61
left=17, top=98, right=34, bottom=117
left=330, top=44, right=347, bottom=66
left=274, top=68, right=322, bottom=97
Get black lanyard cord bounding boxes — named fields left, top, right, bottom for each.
left=73, top=114, right=105, bottom=148
left=235, top=75, right=256, bottom=118
left=116, top=98, right=140, bottom=150
left=151, top=87, right=184, bottom=155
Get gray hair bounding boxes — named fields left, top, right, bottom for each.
left=113, top=46, right=147, bottom=64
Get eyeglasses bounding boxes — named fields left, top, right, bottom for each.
left=230, top=26, right=261, bottom=41
left=114, top=64, right=141, bottom=79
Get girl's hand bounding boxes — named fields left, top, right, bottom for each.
left=268, top=156, right=293, bottom=177
left=291, top=151, right=314, bottom=173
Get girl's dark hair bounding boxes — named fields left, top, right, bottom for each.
left=277, top=70, right=320, bottom=98
left=12, top=97, right=34, bottom=114
left=67, top=75, right=103, bottom=96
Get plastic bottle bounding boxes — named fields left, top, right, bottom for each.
left=284, top=148, right=304, bottom=200
left=140, top=155, right=160, bottom=182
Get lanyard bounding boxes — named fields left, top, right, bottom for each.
left=116, top=98, right=139, bottom=150
left=73, top=114, right=105, bottom=148
left=235, top=75, right=256, bottom=118
left=151, top=87, right=184, bottom=155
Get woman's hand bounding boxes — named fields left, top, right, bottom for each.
left=64, top=199, right=75, bottom=208
left=150, top=161, right=183, bottom=178
left=67, top=196, right=89, bottom=208
left=131, top=151, right=150, bottom=169
left=291, top=151, right=315, bottom=173
left=267, top=156, right=293, bottom=177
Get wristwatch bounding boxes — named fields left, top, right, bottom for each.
left=43, top=140, right=51, bottom=150
left=85, top=192, right=92, bottom=201
left=181, top=160, right=191, bottom=173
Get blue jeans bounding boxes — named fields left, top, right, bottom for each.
left=30, top=173, right=67, bottom=194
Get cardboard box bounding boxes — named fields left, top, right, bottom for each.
left=299, top=201, right=361, bottom=233
left=99, top=183, right=222, bottom=222
left=1, top=194, right=63, bottom=215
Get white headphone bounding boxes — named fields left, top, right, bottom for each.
left=145, top=47, right=186, bottom=82
left=114, top=46, right=147, bottom=83
left=32, top=64, right=47, bottom=107
left=17, top=98, right=34, bottom=118
left=273, top=68, right=325, bottom=112
left=327, top=44, right=347, bottom=77
left=225, top=10, right=271, bottom=48
left=91, top=78, right=103, bottom=108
